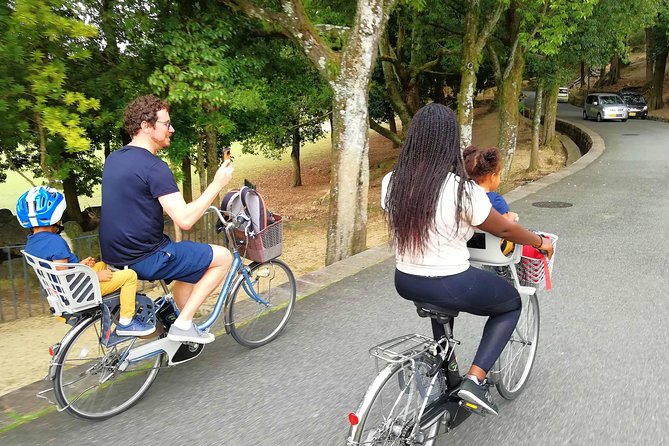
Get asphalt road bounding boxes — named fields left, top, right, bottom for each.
left=2, top=102, right=668, bottom=445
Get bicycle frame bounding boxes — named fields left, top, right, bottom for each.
left=120, top=206, right=269, bottom=365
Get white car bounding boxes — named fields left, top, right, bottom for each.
left=557, top=87, right=569, bottom=103
left=583, top=93, right=628, bottom=122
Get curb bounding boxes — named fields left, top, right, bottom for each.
left=504, top=118, right=605, bottom=205
left=646, top=115, right=669, bottom=124
left=0, top=122, right=608, bottom=433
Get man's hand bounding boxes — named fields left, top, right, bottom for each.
left=213, top=160, right=234, bottom=189
left=96, top=269, right=113, bottom=282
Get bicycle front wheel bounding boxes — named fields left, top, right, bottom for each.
left=347, top=359, right=444, bottom=446
left=494, top=292, right=540, bottom=400
left=226, top=259, right=296, bottom=348
left=53, top=314, right=164, bottom=420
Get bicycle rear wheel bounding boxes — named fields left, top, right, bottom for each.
left=53, top=314, right=164, bottom=420
left=347, top=359, right=444, bottom=446
left=226, top=259, right=296, bottom=348
left=494, top=292, right=540, bottom=400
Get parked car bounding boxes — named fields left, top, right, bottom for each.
left=619, top=92, right=648, bottom=119
left=583, top=93, right=628, bottom=122
left=557, top=87, right=569, bottom=103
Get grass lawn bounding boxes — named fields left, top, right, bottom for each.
left=0, top=136, right=333, bottom=212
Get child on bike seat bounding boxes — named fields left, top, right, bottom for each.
left=17, top=186, right=154, bottom=336
left=463, top=146, right=518, bottom=255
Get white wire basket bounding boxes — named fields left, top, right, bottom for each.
left=516, top=233, right=558, bottom=290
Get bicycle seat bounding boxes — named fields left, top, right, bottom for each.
left=414, top=302, right=459, bottom=323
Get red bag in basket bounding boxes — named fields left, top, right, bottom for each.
left=521, top=245, right=552, bottom=290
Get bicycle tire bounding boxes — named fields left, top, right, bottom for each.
left=494, top=292, right=540, bottom=400
left=226, top=259, right=296, bottom=348
left=347, top=358, right=444, bottom=446
left=53, top=314, right=164, bottom=420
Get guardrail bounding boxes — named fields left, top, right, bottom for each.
left=0, top=211, right=225, bottom=322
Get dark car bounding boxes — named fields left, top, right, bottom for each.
left=619, top=92, right=648, bottom=119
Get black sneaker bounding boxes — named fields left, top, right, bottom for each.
left=457, top=377, right=499, bottom=416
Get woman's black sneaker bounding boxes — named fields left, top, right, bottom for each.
left=457, top=377, right=499, bottom=416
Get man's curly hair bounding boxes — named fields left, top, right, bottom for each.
left=123, top=95, right=170, bottom=137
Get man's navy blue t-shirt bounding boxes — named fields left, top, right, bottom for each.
left=100, top=145, right=180, bottom=265
left=486, top=191, right=510, bottom=215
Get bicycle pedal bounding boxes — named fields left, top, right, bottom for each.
left=459, top=399, right=487, bottom=416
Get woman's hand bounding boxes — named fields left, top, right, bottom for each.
left=505, top=212, right=519, bottom=222
left=538, top=236, right=554, bottom=259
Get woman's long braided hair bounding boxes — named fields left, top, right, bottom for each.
left=384, top=103, right=472, bottom=257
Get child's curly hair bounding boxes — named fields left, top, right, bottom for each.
left=463, top=146, right=502, bottom=181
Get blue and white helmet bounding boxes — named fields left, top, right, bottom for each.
left=16, top=186, right=67, bottom=229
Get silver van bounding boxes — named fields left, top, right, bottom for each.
left=583, top=93, right=628, bottom=122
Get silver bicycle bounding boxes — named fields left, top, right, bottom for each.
left=346, top=231, right=557, bottom=445
left=24, top=207, right=296, bottom=420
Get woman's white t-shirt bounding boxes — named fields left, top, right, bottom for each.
left=381, top=171, right=491, bottom=276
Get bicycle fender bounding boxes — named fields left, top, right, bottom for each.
left=50, top=316, right=96, bottom=380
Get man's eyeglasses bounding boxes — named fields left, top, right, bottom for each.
left=155, top=120, right=172, bottom=129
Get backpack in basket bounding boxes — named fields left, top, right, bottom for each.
left=220, top=185, right=275, bottom=236
left=218, top=183, right=283, bottom=263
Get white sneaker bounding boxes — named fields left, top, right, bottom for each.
left=167, top=322, right=215, bottom=344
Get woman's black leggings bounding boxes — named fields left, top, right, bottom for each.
left=394, top=266, right=521, bottom=373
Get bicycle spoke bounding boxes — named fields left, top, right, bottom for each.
left=54, top=315, right=163, bottom=420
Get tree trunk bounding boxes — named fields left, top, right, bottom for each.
left=458, top=66, right=477, bottom=151
left=291, top=125, right=302, bottom=187
left=607, top=55, right=620, bottom=85
left=646, top=28, right=654, bottom=82
left=62, top=176, right=84, bottom=226
left=457, top=0, right=480, bottom=151
left=528, top=82, right=543, bottom=172
left=594, top=67, right=605, bottom=87
left=543, top=84, right=559, bottom=146
left=196, top=139, right=206, bottom=193
left=326, top=84, right=372, bottom=265
left=182, top=155, right=193, bottom=202
left=35, top=113, right=53, bottom=184
left=651, top=49, right=668, bottom=110
left=497, top=51, right=524, bottom=181
left=432, top=74, right=446, bottom=104
left=379, top=29, right=412, bottom=139
left=104, top=131, right=111, bottom=159
left=223, top=0, right=395, bottom=265
left=457, top=0, right=504, bottom=151
left=204, top=127, right=218, bottom=187
left=323, top=0, right=394, bottom=265
left=388, top=116, right=399, bottom=140
left=580, top=61, right=586, bottom=88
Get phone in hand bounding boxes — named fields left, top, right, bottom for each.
left=223, top=147, right=231, bottom=162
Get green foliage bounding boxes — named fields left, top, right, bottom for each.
left=240, top=44, right=332, bottom=158
left=0, top=0, right=100, bottom=188
left=561, top=0, right=659, bottom=69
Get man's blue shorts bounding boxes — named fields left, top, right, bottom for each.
left=129, top=240, right=213, bottom=284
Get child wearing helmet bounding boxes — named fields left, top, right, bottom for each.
left=17, top=186, right=154, bottom=336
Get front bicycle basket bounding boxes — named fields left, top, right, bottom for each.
left=516, top=233, right=558, bottom=290
left=235, top=215, right=283, bottom=263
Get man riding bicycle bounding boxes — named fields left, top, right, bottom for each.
left=100, top=95, right=235, bottom=345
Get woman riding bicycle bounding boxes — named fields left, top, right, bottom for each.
left=381, top=103, right=553, bottom=416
